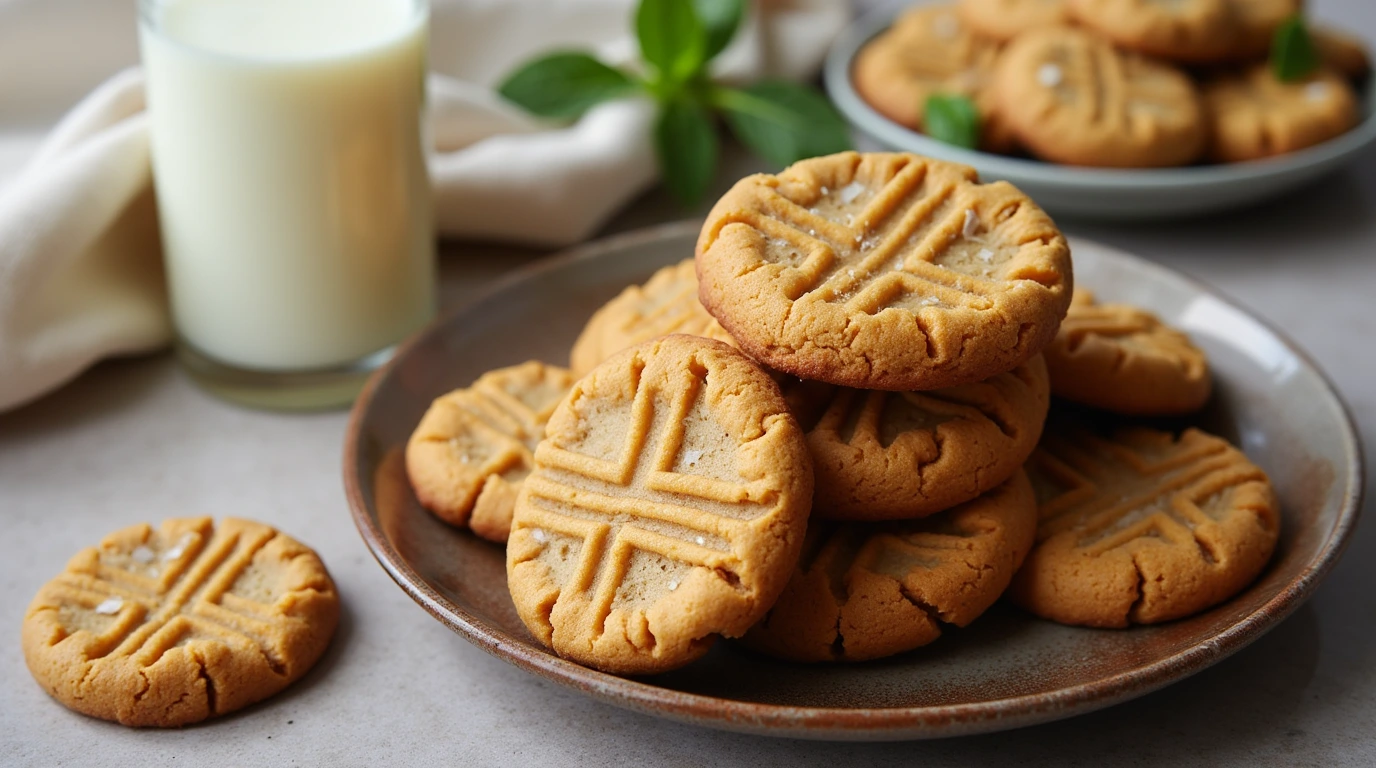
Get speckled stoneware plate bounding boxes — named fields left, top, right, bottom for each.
left=824, top=2, right=1376, bottom=220
left=343, top=222, right=1362, bottom=741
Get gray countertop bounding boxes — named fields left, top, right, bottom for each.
left=5, top=4, right=1376, bottom=765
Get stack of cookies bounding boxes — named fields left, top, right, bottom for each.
left=406, top=151, right=1279, bottom=674
left=853, top=1, right=1370, bottom=166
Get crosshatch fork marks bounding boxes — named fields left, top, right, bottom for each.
left=521, top=363, right=776, bottom=638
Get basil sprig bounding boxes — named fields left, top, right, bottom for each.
left=1271, top=14, right=1321, bottom=82
left=923, top=94, right=981, bottom=150
left=498, top=0, right=851, bottom=204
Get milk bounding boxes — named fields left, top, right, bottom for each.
left=140, top=0, right=435, bottom=371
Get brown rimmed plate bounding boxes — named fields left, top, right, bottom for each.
left=343, top=221, right=1362, bottom=740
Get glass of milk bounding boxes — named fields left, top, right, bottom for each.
left=139, top=0, right=435, bottom=409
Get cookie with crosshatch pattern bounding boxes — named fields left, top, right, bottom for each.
left=507, top=335, right=813, bottom=674
left=743, top=470, right=1037, bottom=662
left=695, top=152, right=1072, bottom=392
left=1044, top=290, right=1210, bottom=415
left=407, top=361, right=574, bottom=543
left=1010, top=426, right=1279, bottom=628
left=22, top=517, right=339, bottom=726
left=1202, top=65, right=1359, bottom=163
left=570, top=259, right=735, bottom=377
left=992, top=27, right=1206, bottom=168
left=851, top=5, right=1015, bottom=151
left=790, top=354, right=1049, bottom=521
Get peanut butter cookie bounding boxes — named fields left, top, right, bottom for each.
left=1043, top=290, right=1210, bottom=415
left=1203, top=65, right=1359, bottom=163
left=792, top=355, right=1049, bottom=521
left=852, top=5, right=1014, bottom=151
left=695, top=152, right=1072, bottom=391
left=570, top=259, right=735, bottom=378
left=1010, top=426, right=1279, bottom=628
left=1314, top=26, right=1372, bottom=81
left=1066, top=0, right=1237, bottom=62
left=743, top=471, right=1037, bottom=662
left=23, top=517, right=339, bottom=726
left=958, top=0, right=1069, bottom=42
left=407, top=361, right=574, bottom=543
left=507, top=335, right=813, bottom=674
left=993, top=27, right=1206, bottom=167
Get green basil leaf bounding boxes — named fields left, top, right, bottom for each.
left=637, top=0, right=708, bottom=86
left=923, top=94, right=981, bottom=150
left=714, top=81, right=852, bottom=168
left=498, top=52, right=641, bottom=119
left=655, top=98, right=718, bottom=205
left=1272, top=13, right=1320, bottom=82
left=695, top=0, right=745, bottom=61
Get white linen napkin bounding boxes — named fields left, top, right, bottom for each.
left=0, top=0, right=847, bottom=412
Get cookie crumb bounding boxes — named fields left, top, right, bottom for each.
left=839, top=181, right=866, bottom=204
left=1037, top=63, right=1063, bottom=88
left=94, top=598, right=123, bottom=615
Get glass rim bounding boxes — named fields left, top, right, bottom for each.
left=138, top=0, right=429, bottom=62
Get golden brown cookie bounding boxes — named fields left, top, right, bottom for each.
left=569, top=259, right=735, bottom=378
left=1203, top=65, right=1359, bottom=162
left=852, top=5, right=1015, bottom=151
left=1313, top=26, right=1372, bottom=81
left=993, top=27, right=1207, bottom=167
left=958, top=0, right=1069, bottom=42
left=406, top=361, right=574, bottom=543
left=507, top=335, right=813, bottom=674
left=1043, top=290, right=1210, bottom=415
left=22, top=517, right=339, bottom=727
left=695, top=152, right=1073, bottom=392
left=1066, top=0, right=1238, bottom=62
left=742, top=470, right=1037, bottom=662
left=792, top=354, right=1049, bottom=521
left=1010, top=426, right=1279, bottom=628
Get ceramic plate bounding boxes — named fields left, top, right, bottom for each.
left=824, top=2, right=1376, bottom=220
left=343, top=222, right=1362, bottom=740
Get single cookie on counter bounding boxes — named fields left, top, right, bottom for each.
left=742, top=471, right=1037, bottom=663
left=406, top=361, right=574, bottom=542
left=1043, top=290, right=1210, bottom=416
left=792, top=355, right=1049, bottom=521
left=695, top=152, right=1073, bottom=392
left=1065, top=0, right=1238, bottom=63
left=507, top=335, right=813, bottom=675
left=958, top=0, right=1069, bottom=43
left=1203, top=65, right=1359, bottom=162
left=1010, top=426, right=1279, bottom=628
left=22, top=517, right=340, bottom=727
left=570, top=259, right=736, bottom=378
left=852, top=4, right=1015, bottom=151
left=993, top=27, right=1207, bottom=167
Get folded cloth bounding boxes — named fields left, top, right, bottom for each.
left=0, top=0, right=847, bottom=412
